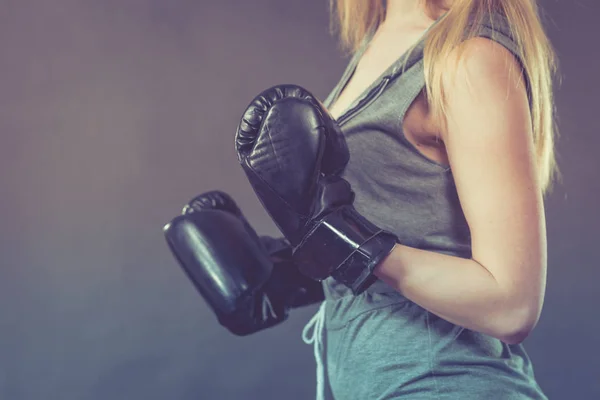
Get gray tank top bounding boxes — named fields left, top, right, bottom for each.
left=311, top=13, right=547, bottom=399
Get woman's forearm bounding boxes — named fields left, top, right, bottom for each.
left=374, top=244, right=540, bottom=344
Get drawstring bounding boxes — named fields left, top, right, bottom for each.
left=302, top=302, right=327, bottom=400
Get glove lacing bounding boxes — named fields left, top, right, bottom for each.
left=302, top=301, right=326, bottom=400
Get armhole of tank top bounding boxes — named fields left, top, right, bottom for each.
left=393, top=62, right=452, bottom=172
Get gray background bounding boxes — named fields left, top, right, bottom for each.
left=1, top=0, right=598, bottom=399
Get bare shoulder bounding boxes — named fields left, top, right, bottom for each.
left=442, top=36, right=526, bottom=93
left=437, top=36, right=530, bottom=141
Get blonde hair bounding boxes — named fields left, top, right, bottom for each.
left=330, top=0, right=559, bottom=193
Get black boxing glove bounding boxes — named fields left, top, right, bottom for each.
left=236, top=85, right=398, bottom=295
left=163, top=190, right=324, bottom=336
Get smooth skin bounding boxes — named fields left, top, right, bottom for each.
left=330, top=1, right=546, bottom=345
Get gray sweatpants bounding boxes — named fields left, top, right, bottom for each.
left=303, top=287, right=547, bottom=400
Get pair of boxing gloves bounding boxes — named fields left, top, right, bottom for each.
left=163, top=85, right=398, bottom=336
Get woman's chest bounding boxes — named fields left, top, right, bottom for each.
left=329, top=31, right=448, bottom=165
left=329, top=30, right=421, bottom=120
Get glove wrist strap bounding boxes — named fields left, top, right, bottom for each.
left=293, top=206, right=398, bottom=295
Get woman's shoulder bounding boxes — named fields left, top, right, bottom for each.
left=468, top=12, right=522, bottom=56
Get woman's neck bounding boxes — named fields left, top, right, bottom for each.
left=384, top=0, right=447, bottom=27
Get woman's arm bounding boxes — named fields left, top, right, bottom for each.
left=374, top=38, right=547, bottom=345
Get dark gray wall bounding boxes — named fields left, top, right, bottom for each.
left=1, top=1, right=598, bottom=399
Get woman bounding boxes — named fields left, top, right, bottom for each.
left=302, top=0, right=557, bottom=398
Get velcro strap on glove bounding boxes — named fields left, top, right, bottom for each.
left=293, top=206, right=397, bottom=295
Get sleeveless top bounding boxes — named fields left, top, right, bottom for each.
left=301, top=13, right=548, bottom=400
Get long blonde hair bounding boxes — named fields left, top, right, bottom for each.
left=330, top=0, right=559, bottom=193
